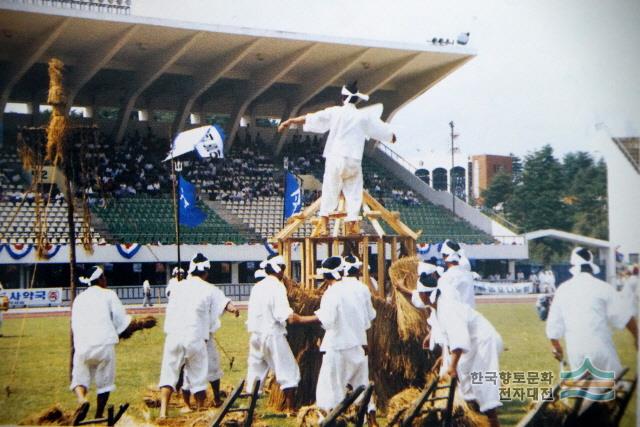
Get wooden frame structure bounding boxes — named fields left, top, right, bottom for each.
left=270, top=191, right=420, bottom=295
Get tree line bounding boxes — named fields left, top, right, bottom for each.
left=481, top=145, right=607, bottom=264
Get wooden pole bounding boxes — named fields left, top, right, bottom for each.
left=377, top=238, right=385, bottom=298
left=171, top=157, right=182, bottom=269
left=64, top=142, right=78, bottom=380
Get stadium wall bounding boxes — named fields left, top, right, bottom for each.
left=367, top=141, right=519, bottom=239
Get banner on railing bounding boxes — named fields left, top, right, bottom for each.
left=474, top=281, right=533, bottom=295
left=116, top=243, right=142, bottom=259
left=0, top=288, right=63, bottom=308
left=5, top=243, right=33, bottom=260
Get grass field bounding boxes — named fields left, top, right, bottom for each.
left=0, top=303, right=636, bottom=426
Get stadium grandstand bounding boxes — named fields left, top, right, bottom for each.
left=0, top=0, right=528, bottom=294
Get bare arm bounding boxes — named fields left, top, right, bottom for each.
left=549, top=338, right=564, bottom=361
left=225, top=301, right=240, bottom=318
left=278, top=115, right=307, bottom=133
left=287, top=313, right=319, bottom=325
left=444, top=348, right=463, bottom=379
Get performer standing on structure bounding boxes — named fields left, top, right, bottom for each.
left=290, top=256, right=378, bottom=425
left=278, top=81, right=397, bottom=237
left=245, top=255, right=300, bottom=414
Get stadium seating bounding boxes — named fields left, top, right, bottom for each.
left=94, top=195, right=246, bottom=244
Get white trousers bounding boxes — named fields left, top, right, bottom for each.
left=70, top=344, right=116, bottom=394
left=246, top=333, right=300, bottom=392
left=457, top=335, right=503, bottom=413
left=316, top=346, right=375, bottom=413
left=158, top=335, right=208, bottom=394
left=320, top=156, right=363, bottom=221
left=183, top=338, right=224, bottom=390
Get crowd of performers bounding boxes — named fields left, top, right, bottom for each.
left=68, top=240, right=638, bottom=425
left=66, top=82, right=637, bottom=425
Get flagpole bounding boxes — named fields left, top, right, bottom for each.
left=171, top=156, right=182, bottom=270
left=282, top=157, right=288, bottom=229
left=449, top=121, right=456, bottom=216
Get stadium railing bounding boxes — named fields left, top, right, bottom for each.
left=62, top=283, right=253, bottom=305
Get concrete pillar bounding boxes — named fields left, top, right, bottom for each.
left=231, top=262, right=239, bottom=284
left=508, top=260, right=516, bottom=280
left=83, top=106, right=94, bottom=119
left=25, top=102, right=34, bottom=115
left=138, top=109, right=149, bottom=122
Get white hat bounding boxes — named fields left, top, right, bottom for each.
left=570, top=247, right=601, bottom=275
left=440, top=239, right=463, bottom=261
left=317, top=256, right=345, bottom=280
left=254, top=269, right=267, bottom=280
left=188, top=253, right=211, bottom=274
left=79, top=266, right=104, bottom=286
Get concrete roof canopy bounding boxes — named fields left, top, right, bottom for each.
left=0, top=1, right=475, bottom=148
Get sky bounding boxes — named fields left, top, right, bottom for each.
left=133, top=0, right=640, bottom=169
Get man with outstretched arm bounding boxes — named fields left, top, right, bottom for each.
left=278, top=80, right=396, bottom=237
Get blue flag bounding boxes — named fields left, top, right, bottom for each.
left=284, top=172, right=302, bottom=220
left=179, top=176, right=206, bottom=227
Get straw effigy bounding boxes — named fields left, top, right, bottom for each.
left=267, top=256, right=438, bottom=412
left=46, top=58, right=68, bottom=163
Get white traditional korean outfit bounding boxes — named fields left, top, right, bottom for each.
left=546, top=272, right=633, bottom=376
left=304, top=103, right=394, bottom=221
left=70, top=286, right=131, bottom=394
left=439, top=265, right=476, bottom=308
left=158, top=275, right=217, bottom=393
left=436, top=295, right=503, bottom=413
left=315, top=279, right=377, bottom=412
left=245, top=275, right=300, bottom=392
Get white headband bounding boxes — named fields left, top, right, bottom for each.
left=317, top=257, right=345, bottom=280
left=570, top=247, right=601, bottom=275
left=418, top=262, right=444, bottom=277
left=341, top=86, right=369, bottom=104
left=188, top=257, right=211, bottom=274
left=79, top=267, right=104, bottom=286
left=172, top=267, right=185, bottom=276
left=265, top=255, right=285, bottom=273
left=254, top=269, right=267, bottom=279
left=343, top=256, right=363, bottom=273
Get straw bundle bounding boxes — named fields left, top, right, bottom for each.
left=268, top=258, right=438, bottom=412
left=19, top=405, right=73, bottom=425
left=388, top=256, right=427, bottom=342
left=120, top=315, right=157, bottom=340
left=386, top=383, right=491, bottom=427
left=46, top=58, right=68, bottom=163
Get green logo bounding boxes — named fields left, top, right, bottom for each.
left=559, top=359, right=615, bottom=401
